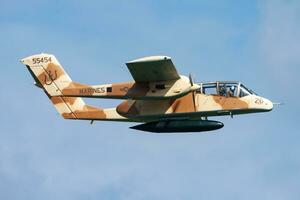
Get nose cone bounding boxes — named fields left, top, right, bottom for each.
left=263, top=98, right=273, bottom=111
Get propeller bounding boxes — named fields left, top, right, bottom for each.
left=189, top=73, right=194, bottom=86
left=189, top=73, right=197, bottom=111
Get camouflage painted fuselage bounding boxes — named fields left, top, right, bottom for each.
left=21, top=53, right=273, bottom=125
left=115, top=92, right=273, bottom=121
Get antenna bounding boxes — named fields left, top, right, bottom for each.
left=272, top=102, right=284, bottom=105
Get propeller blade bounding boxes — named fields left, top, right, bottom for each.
left=189, top=73, right=197, bottom=110
left=192, top=91, right=196, bottom=111
left=189, top=73, right=193, bottom=86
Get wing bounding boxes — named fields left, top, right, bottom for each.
left=126, top=56, right=180, bottom=83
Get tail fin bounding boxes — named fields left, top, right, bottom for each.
left=21, top=53, right=126, bottom=121
left=21, top=53, right=103, bottom=120
left=21, top=53, right=72, bottom=96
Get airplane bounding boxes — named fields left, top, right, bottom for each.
left=21, top=53, right=273, bottom=133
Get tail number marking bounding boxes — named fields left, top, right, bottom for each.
left=255, top=98, right=264, bottom=105
left=32, top=57, right=52, bottom=64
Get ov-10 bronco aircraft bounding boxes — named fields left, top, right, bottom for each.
left=21, top=53, right=273, bottom=133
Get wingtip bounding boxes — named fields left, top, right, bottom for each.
left=127, top=55, right=171, bottom=64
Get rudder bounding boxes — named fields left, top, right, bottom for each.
left=21, top=53, right=104, bottom=120
left=22, top=53, right=126, bottom=121
left=21, top=53, right=72, bottom=96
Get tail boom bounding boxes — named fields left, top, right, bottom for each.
left=50, top=96, right=128, bottom=121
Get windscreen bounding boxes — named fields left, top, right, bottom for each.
left=239, top=84, right=253, bottom=97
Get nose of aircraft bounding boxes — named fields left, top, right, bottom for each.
left=262, top=97, right=273, bottom=111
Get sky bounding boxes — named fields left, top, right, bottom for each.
left=0, top=0, right=300, bottom=199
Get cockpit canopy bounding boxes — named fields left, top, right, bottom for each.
left=196, top=81, right=255, bottom=98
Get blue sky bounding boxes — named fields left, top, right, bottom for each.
left=0, top=0, right=300, bottom=199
